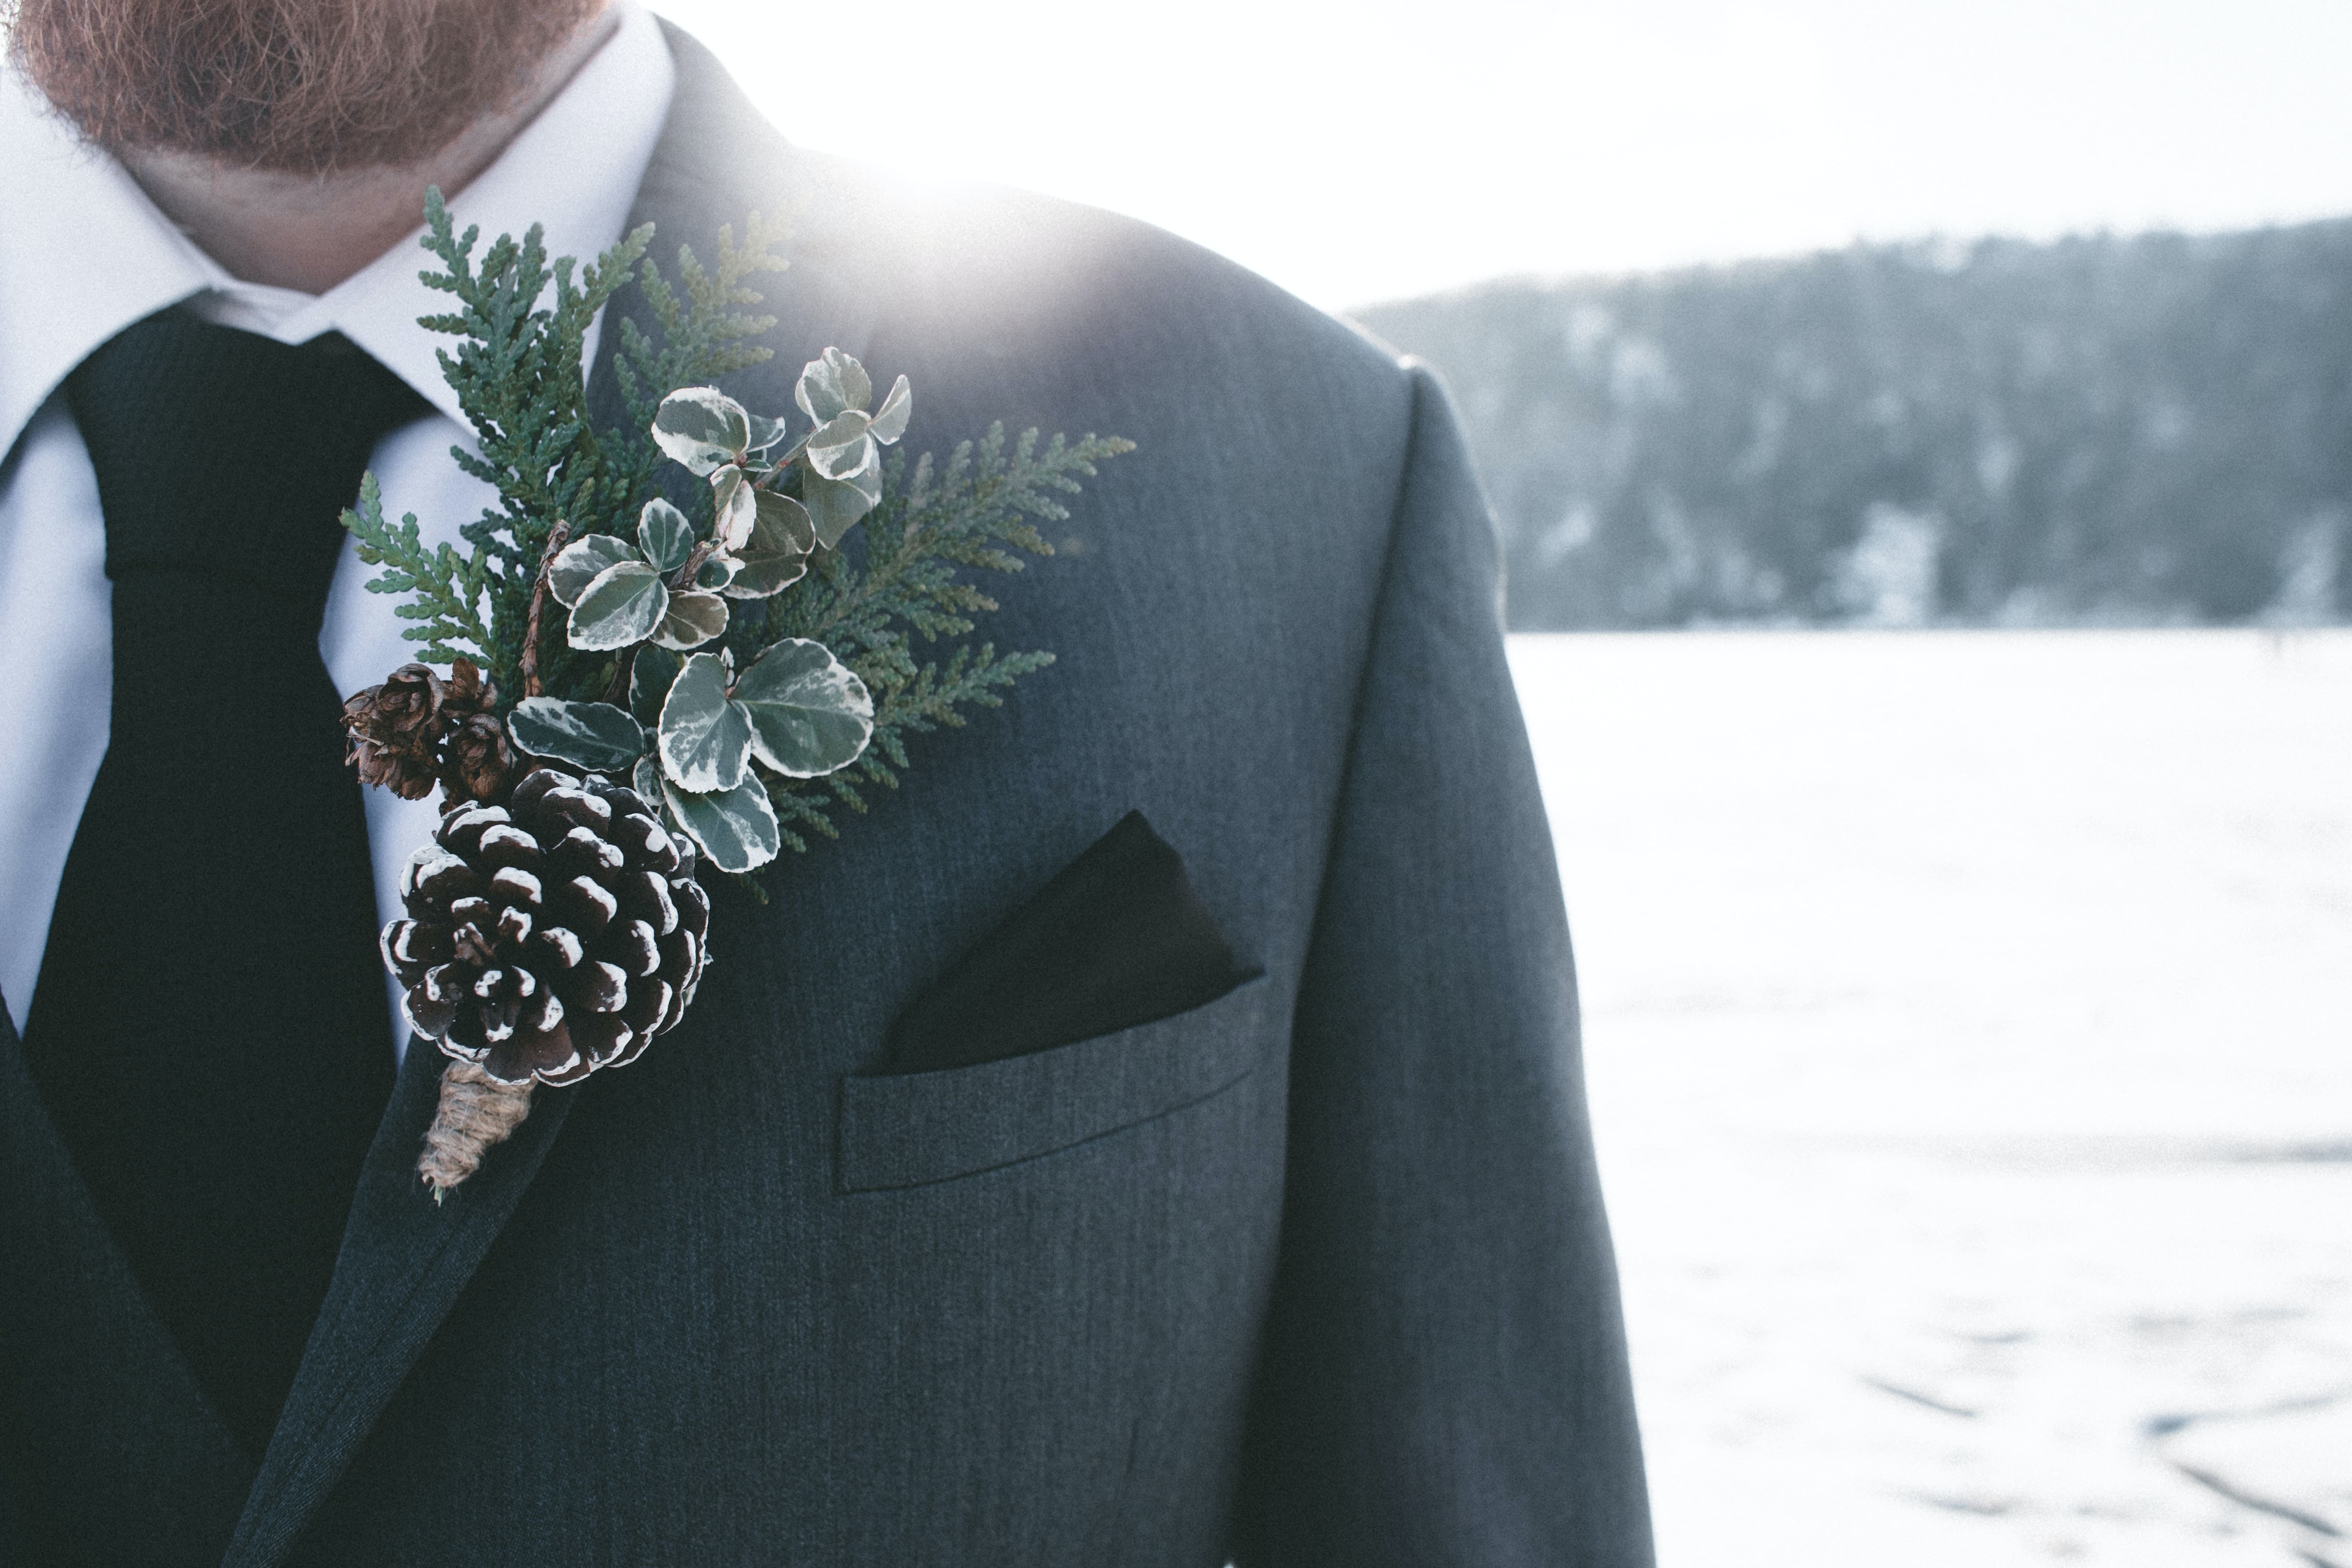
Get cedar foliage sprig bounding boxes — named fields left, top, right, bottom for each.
left=609, top=219, right=787, bottom=482
left=340, top=190, right=788, bottom=699
left=340, top=191, right=1130, bottom=878
left=342, top=472, right=496, bottom=665
left=749, top=427, right=1131, bottom=851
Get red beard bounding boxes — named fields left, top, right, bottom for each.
left=7, top=0, right=600, bottom=175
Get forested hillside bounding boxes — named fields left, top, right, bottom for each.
left=1354, top=220, right=2352, bottom=629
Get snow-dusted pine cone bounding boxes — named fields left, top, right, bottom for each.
left=381, top=768, right=711, bottom=1086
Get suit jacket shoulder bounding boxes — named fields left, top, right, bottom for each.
left=631, top=24, right=1421, bottom=559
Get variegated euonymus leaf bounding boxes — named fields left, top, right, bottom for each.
left=507, top=696, right=646, bottom=772
left=660, top=772, right=781, bottom=873
left=632, top=755, right=667, bottom=810
left=637, top=497, right=695, bottom=573
left=761, top=490, right=818, bottom=550
left=694, top=552, right=741, bottom=593
left=802, top=465, right=883, bottom=550
left=803, top=378, right=909, bottom=481
left=629, top=645, right=682, bottom=726
left=867, top=375, right=912, bottom=444
left=651, top=386, right=751, bottom=476
left=651, top=590, right=729, bottom=651
left=658, top=651, right=753, bottom=791
left=793, top=355, right=908, bottom=548
left=744, top=411, right=790, bottom=455
left=635, top=748, right=778, bottom=874
left=549, top=533, right=639, bottom=607
left=732, top=637, right=873, bottom=778
left=726, top=493, right=814, bottom=599
left=568, top=560, right=668, bottom=650
left=805, top=410, right=877, bottom=481
left=795, top=348, right=870, bottom=424
left=710, top=465, right=758, bottom=551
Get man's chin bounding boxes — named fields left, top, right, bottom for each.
left=8, top=0, right=601, bottom=176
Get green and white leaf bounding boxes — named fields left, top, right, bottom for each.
left=652, top=386, right=750, bottom=475
left=710, top=464, right=758, bottom=551
left=628, top=644, right=682, bottom=726
left=726, top=493, right=814, bottom=598
left=744, top=411, right=790, bottom=453
left=632, top=755, right=669, bottom=814
left=693, top=551, right=741, bottom=592
left=637, top=497, right=695, bottom=573
left=650, top=589, right=729, bottom=651
left=732, top=637, right=873, bottom=778
left=660, top=773, right=780, bottom=874
left=549, top=533, right=639, bottom=608
left=507, top=697, right=646, bottom=773
left=805, top=410, right=874, bottom=481
left=568, top=560, right=668, bottom=651
left=802, top=464, right=881, bottom=549
left=794, top=347, right=871, bottom=424
left=657, top=651, right=753, bottom=791
left=868, top=375, right=913, bottom=444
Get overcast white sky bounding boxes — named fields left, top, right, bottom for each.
left=658, top=0, right=2352, bottom=311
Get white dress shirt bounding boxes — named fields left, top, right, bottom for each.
left=0, top=6, right=677, bottom=1050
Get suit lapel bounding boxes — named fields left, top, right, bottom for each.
left=223, top=29, right=854, bottom=1565
left=0, top=998, right=257, bottom=1566
left=221, top=1044, right=579, bottom=1567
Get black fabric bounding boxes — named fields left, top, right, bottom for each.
left=0, top=1005, right=254, bottom=1568
left=884, top=811, right=1256, bottom=1074
left=20, top=312, right=420, bottom=1465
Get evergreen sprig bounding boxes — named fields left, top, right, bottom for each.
left=343, top=193, right=1128, bottom=879
left=342, top=193, right=791, bottom=698
left=747, top=426, right=1133, bottom=850
left=417, top=191, right=644, bottom=692
left=343, top=472, right=496, bottom=665
left=609, top=216, right=788, bottom=464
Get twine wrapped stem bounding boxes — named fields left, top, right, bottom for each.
left=417, top=1060, right=536, bottom=1201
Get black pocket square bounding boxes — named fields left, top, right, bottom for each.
left=884, top=812, right=1257, bottom=1075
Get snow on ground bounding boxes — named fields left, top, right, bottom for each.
left=1510, top=630, right=2352, bottom=1567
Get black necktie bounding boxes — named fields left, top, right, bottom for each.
left=23, top=309, right=426, bottom=1458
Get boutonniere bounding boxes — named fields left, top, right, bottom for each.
left=340, top=193, right=1130, bottom=1199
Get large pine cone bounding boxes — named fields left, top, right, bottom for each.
left=380, top=768, right=711, bottom=1086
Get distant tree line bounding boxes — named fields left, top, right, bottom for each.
left=1354, top=220, right=2352, bottom=629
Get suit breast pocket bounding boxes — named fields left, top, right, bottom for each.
left=835, top=974, right=1275, bottom=1192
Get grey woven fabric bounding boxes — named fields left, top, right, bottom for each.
left=0, top=24, right=1652, bottom=1567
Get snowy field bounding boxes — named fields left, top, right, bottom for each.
left=1510, top=630, right=2351, bottom=1567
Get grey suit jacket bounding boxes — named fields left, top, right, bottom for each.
left=0, top=25, right=1651, bottom=1567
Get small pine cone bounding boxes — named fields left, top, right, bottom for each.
left=381, top=767, right=712, bottom=1087
left=441, top=658, right=495, bottom=721
left=439, top=711, right=519, bottom=806
left=344, top=663, right=447, bottom=799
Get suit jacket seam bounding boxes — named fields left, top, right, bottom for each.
left=834, top=1058, right=1261, bottom=1194
left=1290, top=359, right=1430, bottom=1026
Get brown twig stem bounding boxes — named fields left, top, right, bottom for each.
left=749, top=448, right=802, bottom=491
left=520, top=519, right=573, bottom=699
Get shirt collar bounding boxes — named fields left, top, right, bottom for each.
left=0, top=0, right=676, bottom=451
